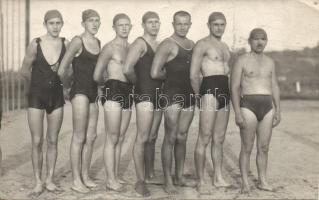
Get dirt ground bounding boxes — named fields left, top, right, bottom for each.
left=0, top=100, right=318, bottom=200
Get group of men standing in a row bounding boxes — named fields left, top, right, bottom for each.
left=19, top=8, right=280, bottom=197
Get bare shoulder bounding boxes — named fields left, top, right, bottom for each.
left=195, top=37, right=209, bottom=48
left=29, top=38, right=38, bottom=49
left=100, top=41, right=114, bottom=55
left=130, top=37, right=145, bottom=49
left=264, top=54, right=275, bottom=65
left=237, top=53, right=250, bottom=62
left=64, top=38, right=70, bottom=46
left=158, top=38, right=176, bottom=51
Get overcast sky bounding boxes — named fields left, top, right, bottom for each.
left=29, top=0, right=319, bottom=51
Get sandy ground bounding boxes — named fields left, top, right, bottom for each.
left=0, top=100, right=318, bottom=200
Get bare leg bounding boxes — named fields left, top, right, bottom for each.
left=115, top=108, right=131, bottom=181
left=28, top=108, right=45, bottom=196
left=194, top=95, right=217, bottom=193
left=133, top=102, right=153, bottom=196
left=145, top=109, right=162, bottom=182
left=211, top=106, right=230, bottom=187
left=239, top=108, right=257, bottom=194
left=82, top=103, right=99, bottom=188
left=70, top=95, right=90, bottom=193
left=174, top=106, right=195, bottom=187
left=256, top=109, right=274, bottom=191
left=45, top=107, right=63, bottom=192
left=161, top=104, right=180, bottom=194
left=103, top=101, right=123, bottom=191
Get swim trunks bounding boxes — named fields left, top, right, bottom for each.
left=28, top=37, right=65, bottom=114
left=134, top=37, right=163, bottom=109
left=70, top=36, right=100, bottom=103
left=101, top=79, right=133, bottom=110
left=162, top=38, right=195, bottom=109
left=240, top=94, right=273, bottom=121
left=200, top=75, right=230, bottom=110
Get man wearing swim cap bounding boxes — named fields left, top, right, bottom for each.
left=21, top=9, right=68, bottom=196
left=58, top=9, right=101, bottom=193
left=190, top=11, right=231, bottom=194
left=124, top=11, right=162, bottom=196
left=93, top=13, right=132, bottom=192
left=151, top=11, right=196, bottom=195
left=231, top=28, right=281, bottom=193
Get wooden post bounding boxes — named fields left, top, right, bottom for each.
left=11, top=0, right=15, bottom=110
left=17, top=0, right=21, bottom=110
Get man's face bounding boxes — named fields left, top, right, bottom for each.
left=173, top=15, right=191, bottom=37
left=83, top=16, right=101, bottom=35
left=113, top=18, right=132, bottom=38
left=143, top=18, right=160, bottom=36
left=208, top=19, right=226, bottom=39
left=249, top=33, right=268, bottom=53
left=45, top=17, right=63, bottom=37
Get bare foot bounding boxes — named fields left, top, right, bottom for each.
left=196, top=182, right=211, bottom=195
left=213, top=177, right=231, bottom=188
left=45, top=181, right=63, bottom=193
left=118, top=178, right=128, bottom=185
left=257, top=182, right=274, bottom=192
left=174, top=176, right=196, bottom=187
left=28, top=183, right=44, bottom=198
left=240, top=184, right=251, bottom=194
left=105, top=180, right=124, bottom=192
left=163, top=183, right=178, bottom=195
left=83, top=178, right=98, bottom=188
left=71, top=182, right=90, bottom=194
left=145, top=176, right=163, bottom=185
left=134, top=181, right=150, bottom=197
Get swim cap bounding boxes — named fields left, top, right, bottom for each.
left=113, top=13, right=130, bottom=25
left=208, top=12, right=226, bottom=23
left=142, top=11, right=159, bottom=23
left=249, top=28, right=268, bottom=40
left=82, top=9, right=100, bottom=22
left=44, top=10, right=63, bottom=23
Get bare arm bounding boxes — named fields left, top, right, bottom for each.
left=231, top=56, right=246, bottom=128
left=93, top=44, right=113, bottom=84
left=190, top=41, right=205, bottom=94
left=271, top=61, right=281, bottom=127
left=20, top=39, right=37, bottom=95
left=58, top=36, right=82, bottom=85
left=123, top=39, right=145, bottom=84
left=151, top=40, right=172, bottom=80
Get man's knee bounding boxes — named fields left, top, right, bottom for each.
left=242, top=143, right=254, bottom=154
left=33, top=137, right=44, bottom=148
left=47, top=136, right=58, bottom=147
left=198, top=128, right=212, bottom=145
left=257, top=144, right=269, bottom=154
left=136, top=130, right=149, bottom=144
left=212, top=131, right=226, bottom=146
left=176, top=130, right=188, bottom=143
left=73, top=131, right=87, bottom=145
left=107, top=130, right=120, bottom=145
left=86, top=132, right=97, bottom=145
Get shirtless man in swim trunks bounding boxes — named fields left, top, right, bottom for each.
left=151, top=11, right=196, bottom=194
left=93, top=13, right=132, bottom=192
left=231, top=28, right=281, bottom=193
left=58, top=9, right=101, bottom=193
left=124, top=11, right=162, bottom=196
left=190, top=12, right=231, bottom=194
left=21, top=10, right=68, bottom=196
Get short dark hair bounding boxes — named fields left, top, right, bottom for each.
left=249, top=28, right=268, bottom=40
left=113, top=13, right=130, bottom=26
left=173, top=11, right=191, bottom=22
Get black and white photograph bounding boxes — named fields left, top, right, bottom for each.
left=0, top=0, right=318, bottom=199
